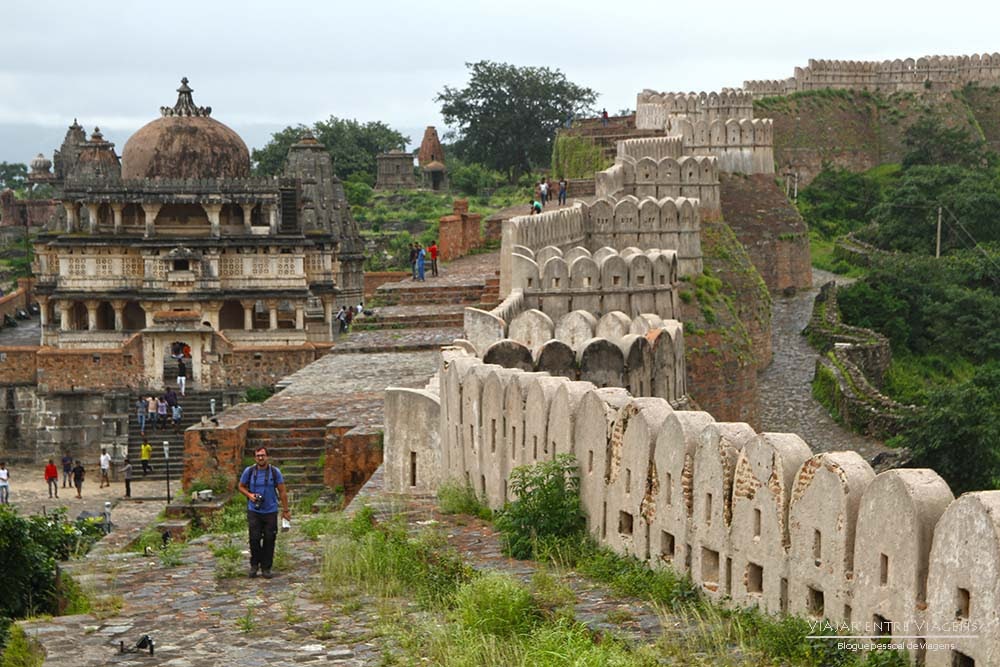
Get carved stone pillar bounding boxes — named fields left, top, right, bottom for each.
left=111, top=203, right=124, bottom=234
left=84, top=203, right=100, bottom=234
left=267, top=204, right=278, bottom=235
left=266, top=299, right=278, bottom=330
left=203, top=203, right=222, bottom=238
left=84, top=300, right=98, bottom=331
left=241, top=300, right=254, bottom=330
left=63, top=202, right=78, bottom=233
left=59, top=302, right=71, bottom=331
left=323, top=297, right=334, bottom=325
left=242, top=203, right=254, bottom=233
left=295, top=304, right=304, bottom=330
left=140, top=301, right=157, bottom=328
left=111, top=299, right=125, bottom=331
left=142, top=203, right=161, bottom=238
left=36, top=296, right=49, bottom=328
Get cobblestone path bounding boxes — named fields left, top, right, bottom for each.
left=756, top=269, right=889, bottom=460
left=21, top=470, right=674, bottom=667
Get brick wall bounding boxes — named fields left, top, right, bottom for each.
left=439, top=200, right=483, bottom=261
left=211, top=344, right=331, bottom=389
left=36, top=334, right=145, bottom=392
left=326, top=425, right=383, bottom=503
left=183, top=420, right=250, bottom=491
left=364, top=271, right=410, bottom=297
left=0, top=347, right=39, bottom=384
left=0, top=190, right=58, bottom=228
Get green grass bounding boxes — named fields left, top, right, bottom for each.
left=883, top=352, right=976, bottom=404
left=437, top=481, right=492, bottom=520
left=810, top=234, right=866, bottom=277
left=0, top=624, right=45, bottom=667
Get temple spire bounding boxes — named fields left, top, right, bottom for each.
left=160, top=77, right=212, bottom=118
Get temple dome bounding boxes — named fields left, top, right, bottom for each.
left=121, top=78, right=250, bottom=180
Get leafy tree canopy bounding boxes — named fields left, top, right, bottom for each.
left=436, top=61, right=597, bottom=181
left=252, top=117, right=409, bottom=182
left=902, top=113, right=994, bottom=169
left=0, top=162, right=27, bottom=190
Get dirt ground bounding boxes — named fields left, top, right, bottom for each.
left=1, top=463, right=171, bottom=530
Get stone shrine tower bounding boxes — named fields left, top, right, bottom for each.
left=417, top=126, right=448, bottom=191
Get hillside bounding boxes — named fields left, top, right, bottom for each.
left=758, top=85, right=1000, bottom=185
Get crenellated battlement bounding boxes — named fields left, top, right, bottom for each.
left=385, top=352, right=1000, bottom=664
left=636, top=89, right=755, bottom=127
left=744, top=52, right=1000, bottom=97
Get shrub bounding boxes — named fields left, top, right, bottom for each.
left=451, top=572, right=539, bottom=637
left=243, top=386, right=274, bottom=403
left=437, top=481, right=492, bottom=519
left=493, top=454, right=585, bottom=559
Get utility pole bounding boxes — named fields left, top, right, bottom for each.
left=936, top=207, right=942, bottom=259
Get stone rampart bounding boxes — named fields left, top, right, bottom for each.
left=384, top=350, right=1000, bottom=665
left=636, top=90, right=755, bottom=128
left=596, top=155, right=721, bottom=212
left=744, top=53, right=1000, bottom=97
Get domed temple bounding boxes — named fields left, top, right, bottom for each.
left=30, top=78, right=364, bottom=390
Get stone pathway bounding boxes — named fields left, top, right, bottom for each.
left=756, top=269, right=888, bottom=460
left=0, top=312, right=40, bottom=345
left=20, top=471, right=670, bottom=667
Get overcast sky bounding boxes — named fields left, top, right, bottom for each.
left=1, top=0, right=997, bottom=165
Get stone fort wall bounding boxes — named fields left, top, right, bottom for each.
left=385, top=349, right=1000, bottom=666
left=743, top=53, right=1000, bottom=97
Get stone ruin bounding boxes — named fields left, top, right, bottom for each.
left=743, top=52, right=1000, bottom=98
left=386, top=347, right=1000, bottom=666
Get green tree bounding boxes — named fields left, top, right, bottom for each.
left=901, top=113, right=993, bottom=169
left=0, top=162, right=27, bottom=190
left=436, top=61, right=598, bottom=181
left=251, top=118, right=409, bottom=182
left=903, top=362, right=1000, bottom=494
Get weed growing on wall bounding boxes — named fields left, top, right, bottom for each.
left=494, top=454, right=585, bottom=559
left=437, top=481, right=492, bottom=519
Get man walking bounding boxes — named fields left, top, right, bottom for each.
left=123, top=458, right=133, bottom=499
left=99, top=448, right=111, bottom=488
left=61, top=452, right=73, bottom=488
left=72, top=460, right=85, bottom=499
left=238, top=447, right=290, bottom=579
left=177, top=358, right=187, bottom=396
left=45, top=459, right=59, bottom=498
left=140, top=439, right=153, bottom=476
left=135, top=396, right=147, bottom=435
left=428, top=240, right=439, bottom=277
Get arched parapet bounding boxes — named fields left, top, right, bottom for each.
left=586, top=199, right=615, bottom=247
left=599, top=254, right=629, bottom=312
left=479, top=368, right=522, bottom=507
left=626, top=253, right=655, bottom=314
left=534, top=338, right=577, bottom=380
left=523, top=375, right=567, bottom=466
left=464, top=306, right=507, bottom=357
left=511, top=252, right=540, bottom=292
left=577, top=337, right=625, bottom=389
left=650, top=409, right=716, bottom=575
left=483, top=338, right=534, bottom=371
left=555, top=310, right=598, bottom=348
left=605, top=398, right=674, bottom=561
left=614, top=198, right=640, bottom=247
left=501, top=370, right=547, bottom=474
left=440, top=351, right=480, bottom=480
left=507, top=309, right=554, bottom=353
left=568, top=254, right=600, bottom=291
left=638, top=198, right=661, bottom=241
left=539, top=257, right=571, bottom=319
left=728, top=432, right=811, bottom=615
left=927, top=491, right=1000, bottom=666
left=449, top=339, right=478, bottom=356
left=592, top=246, right=618, bottom=264
left=547, top=380, right=594, bottom=460
left=619, top=246, right=643, bottom=259
left=787, top=451, right=875, bottom=624
left=619, top=333, right=654, bottom=397
left=574, top=387, right=633, bottom=538
left=535, top=245, right=564, bottom=267
left=648, top=320, right=684, bottom=402
left=634, top=156, right=658, bottom=200
left=852, top=469, right=953, bottom=644
left=596, top=311, right=631, bottom=340
left=656, top=157, right=681, bottom=190
left=691, top=421, right=753, bottom=600
left=628, top=313, right=664, bottom=337
left=384, top=388, right=442, bottom=493
left=459, top=362, right=503, bottom=488
left=651, top=251, right=679, bottom=316
left=511, top=245, right=534, bottom=260
left=564, top=246, right=591, bottom=265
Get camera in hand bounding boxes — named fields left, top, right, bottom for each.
left=252, top=493, right=264, bottom=509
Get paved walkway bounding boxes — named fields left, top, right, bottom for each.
left=756, top=269, right=888, bottom=460
left=0, top=313, right=40, bottom=345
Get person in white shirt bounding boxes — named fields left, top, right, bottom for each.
left=99, top=449, right=112, bottom=488
left=0, top=462, right=10, bottom=504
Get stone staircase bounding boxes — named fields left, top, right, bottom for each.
left=243, top=419, right=331, bottom=493
left=354, top=272, right=501, bottom=331
left=127, top=390, right=227, bottom=481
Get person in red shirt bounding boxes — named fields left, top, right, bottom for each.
left=44, top=459, right=59, bottom=498
left=428, top=241, right=439, bottom=277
